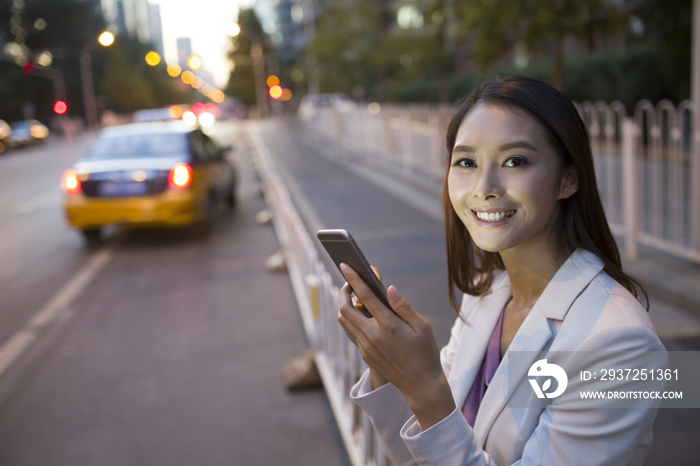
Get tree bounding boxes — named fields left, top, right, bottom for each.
left=311, top=0, right=384, bottom=95
left=458, top=0, right=629, bottom=90
left=0, top=0, right=106, bottom=122
left=632, top=0, right=691, bottom=101
left=225, top=8, right=267, bottom=107
left=100, top=35, right=193, bottom=112
left=311, top=0, right=452, bottom=100
left=101, top=42, right=158, bottom=112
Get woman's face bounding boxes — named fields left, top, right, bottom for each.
left=447, top=103, right=577, bottom=254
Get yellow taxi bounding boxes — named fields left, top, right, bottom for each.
left=62, top=121, right=237, bottom=242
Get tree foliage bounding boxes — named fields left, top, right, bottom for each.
left=458, top=0, right=630, bottom=90
left=101, top=36, right=193, bottom=113
left=0, top=0, right=189, bottom=122
left=225, top=8, right=267, bottom=107
left=312, top=0, right=452, bottom=100
left=0, top=0, right=105, bottom=122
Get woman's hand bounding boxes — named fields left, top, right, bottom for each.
left=337, top=263, right=456, bottom=430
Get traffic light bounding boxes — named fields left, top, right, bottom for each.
left=53, top=100, right=68, bottom=115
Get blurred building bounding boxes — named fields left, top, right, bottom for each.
left=147, top=3, right=164, bottom=57
left=176, top=37, right=215, bottom=87
left=102, top=0, right=164, bottom=52
left=176, top=37, right=192, bottom=71
left=255, top=0, right=313, bottom=64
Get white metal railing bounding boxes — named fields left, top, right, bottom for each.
left=303, top=100, right=700, bottom=264
left=247, top=123, right=389, bottom=466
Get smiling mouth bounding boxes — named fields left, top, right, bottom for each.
left=473, top=210, right=516, bottom=222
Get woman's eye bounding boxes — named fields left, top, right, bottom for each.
left=453, top=158, right=475, bottom=168
left=504, top=157, right=527, bottom=168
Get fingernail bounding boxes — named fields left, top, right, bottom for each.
left=339, top=263, right=349, bottom=274
left=389, top=286, right=400, bottom=301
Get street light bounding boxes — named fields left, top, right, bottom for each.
left=81, top=31, right=114, bottom=129
left=227, top=22, right=269, bottom=118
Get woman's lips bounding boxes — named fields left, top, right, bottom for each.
left=471, top=209, right=517, bottom=226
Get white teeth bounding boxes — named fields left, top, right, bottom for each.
left=475, top=210, right=516, bottom=222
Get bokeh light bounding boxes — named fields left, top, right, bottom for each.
left=192, top=77, right=204, bottom=89
left=167, top=64, right=182, bottom=77
left=181, top=71, right=195, bottom=84
left=367, top=102, right=381, bottom=115
left=30, top=124, right=48, bottom=139
left=269, top=85, right=283, bottom=100
left=53, top=100, right=68, bottom=115
left=204, top=103, right=221, bottom=119
left=225, top=22, right=241, bottom=37
left=266, top=75, right=280, bottom=87
left=291, top=69, right=304, bottom=82
left=281, top=88, right=293, bottom=102
left=35, top=51, right=53, bottom=67
left=192, top=102, right=205, bottom=115
left=145, top=51, right=161, bottom=66
left=182, top=111, right=197, bottom=126
left=187, top=55, right=202, bottom=70
left=198, top=112, right=215, bottom=127
left=169, top=105, right=183, bottom=119
left=98, top=31, right=115, bottom=47
left=209, top=90, right=225, bottom=103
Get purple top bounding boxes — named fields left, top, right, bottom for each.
left=461, top=309, right=505, bottom=427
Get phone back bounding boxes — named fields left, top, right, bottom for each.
left=317, top=229, right=390, bottom=309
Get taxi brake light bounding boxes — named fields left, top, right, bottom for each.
left=168, top=163, right=192, bottom=189
left=62, top=169, right=81, bottom=194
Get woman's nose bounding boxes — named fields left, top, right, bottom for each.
left=473, top=165, right=504, bottom=200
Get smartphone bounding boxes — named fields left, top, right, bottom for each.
left=317, top=229, right=391, bottom=312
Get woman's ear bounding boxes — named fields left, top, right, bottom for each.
left=557, top=166, right=578, bottom=200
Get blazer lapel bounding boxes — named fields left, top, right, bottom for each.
left=473, top=303, right=552, bottom=443
left=472, top=249, right=605, bottom=445
left=447, top=272, right=511, bottom=411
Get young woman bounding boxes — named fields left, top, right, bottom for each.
left=337, top=76, right=665, bottom=465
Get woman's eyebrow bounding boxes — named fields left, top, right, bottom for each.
left=499, top=141, right=539, bottom=152
left=452, top=141, right=539, bottom=154
left=452, top=144, right=476, bottom=153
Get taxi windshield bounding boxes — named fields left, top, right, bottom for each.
left=85, top=132, right=189, bottom=160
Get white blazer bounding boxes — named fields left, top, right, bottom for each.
left=351, top=249, right=665, bottom=466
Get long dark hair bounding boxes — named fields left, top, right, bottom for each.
left=443, top=76, right=648, bottom=313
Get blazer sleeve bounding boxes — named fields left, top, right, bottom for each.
left=398, top=322, right=666, bottom=466
left=350, top=309, right=469, bottom=466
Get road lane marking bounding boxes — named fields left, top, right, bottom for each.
left=12, top=191, right=61, bottom=215
left=0, top=329, right=39, bottom=377
left=0, top=243, right=116, bottom=378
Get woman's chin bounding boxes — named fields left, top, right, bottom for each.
left=472, top=242, right=506, bottom=254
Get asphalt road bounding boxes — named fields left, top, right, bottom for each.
left=0, top=123, right=350, bottom=465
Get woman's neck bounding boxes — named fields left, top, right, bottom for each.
left=499, top=242, right=571, bottom=313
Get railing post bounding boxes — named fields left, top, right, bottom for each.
left=622, top=117, right=639, bottom=261
left=400, top=110, right=413, bottom=172
left=693, top=118, right=700, bottom=251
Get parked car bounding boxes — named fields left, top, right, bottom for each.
left=62, top=121, right=237, bottom=242
left=0, top=119, right=10, bottom=153
left=8, top=119, right=49, bottom=147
